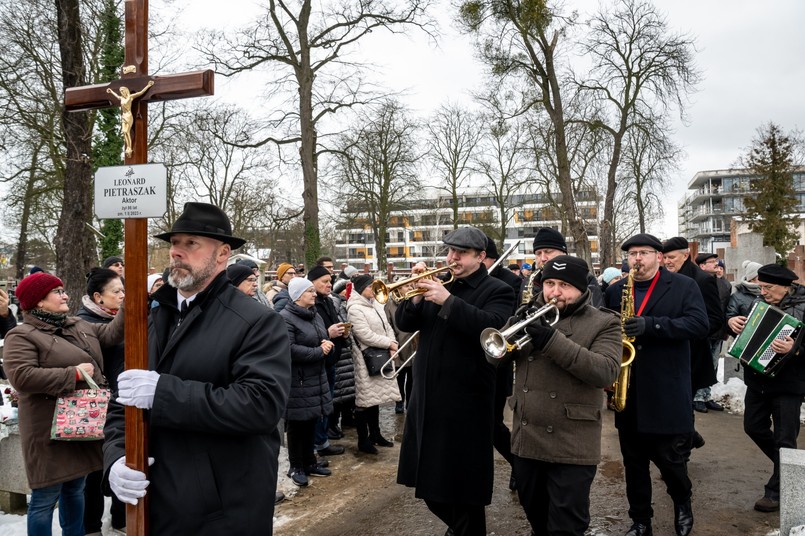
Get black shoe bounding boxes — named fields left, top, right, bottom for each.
left=625, top=522, right=652, bottom=536
left=327, top=427, right=344, bottom=440
left=317, top=445, right=346, bottom=456
left=358, top=439, right=379, bottom=454
left=315, top=458, right=330, bottom=468
left=372, top=435, right=394, bottom=447
left=693, top=400, right=707, bottom=413
left=674, top=500, right=693, bottom=536
left=704, top=400, right=723, bottom=411
left=508, top=473, right=517, bottom=492
left=305, top=463, right=332, bottom=477
left=288, top=467, right=308, bottom=487
left=445, top=529, right=455, bottom=536
left=395, top=402, right=405, bottom=414
left=692, top=430, right=705, bottom=449
left=275, top=491, right=285, bottom=504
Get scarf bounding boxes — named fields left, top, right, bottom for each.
left=81, top=294, right=118, bottom=319
left=28, top=308, right=68, bottom=327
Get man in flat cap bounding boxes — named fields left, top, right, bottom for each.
left=395, top=226, right=515, bottom=535
left=731, top=263, right=805, bottom=513
left=604, top=233, right=709, bottom=536
left=103, top=202, right=291, bottom=534
left=662, top=238, right=725, bottom=415
left=495, top=255, right=621, bottom=535
left=530, top=227, right=603, bottom=307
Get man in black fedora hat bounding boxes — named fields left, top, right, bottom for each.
left=103, top=202, right=291, bottom=534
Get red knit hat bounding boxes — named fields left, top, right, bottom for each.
left=15, top=272, right=64, bottom=310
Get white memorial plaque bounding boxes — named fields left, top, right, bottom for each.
left=94, top=163, right=167, bottom=219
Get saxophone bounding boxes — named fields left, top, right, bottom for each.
left=611, top=268, right=637, bottom=412
left=520, top=267, right=541, bottom=305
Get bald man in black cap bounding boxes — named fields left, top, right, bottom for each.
left=395, top=226, right=515, bottom=536
left=604, top=233, right=708, bottom=536
left=733, top=264, right=805, bottom=513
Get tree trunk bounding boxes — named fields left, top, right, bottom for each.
left=55, top=0, right=95, bottom=307
left=600, top=128, right=625, bottom=268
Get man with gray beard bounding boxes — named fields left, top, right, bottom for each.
left=102, top=202, right=291, bottom=535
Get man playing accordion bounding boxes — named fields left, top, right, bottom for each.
left=727, top=263, right=805, bottom=513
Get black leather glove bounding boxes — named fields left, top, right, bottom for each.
left=525, top=322, right=555, bottom=350
left=623, top=316, right=646, bottom=337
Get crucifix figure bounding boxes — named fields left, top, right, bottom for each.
left=106, top=80, right=155, bottom=157
left=64, top=1, right=213, bottom=534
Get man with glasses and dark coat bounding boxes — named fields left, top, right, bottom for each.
left=730, top=264, right=805, bottom=513
left=395, top=226, right=515, bottom=536
left=604, top=233, right=708, bottom=536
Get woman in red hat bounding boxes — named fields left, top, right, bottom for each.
left=2, top=272, right=124, bottom=536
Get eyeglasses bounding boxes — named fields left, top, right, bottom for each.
left=703, top=259, right=718, bottom=265
left=285, top=271, right=296, bottom=275
left=50, top=289, right=67, bottom=296
left=245, top=277, right=258, bottom=283
left=759, top=284, right=778, bottom=292
left=627, top=250, right=657, bottom=258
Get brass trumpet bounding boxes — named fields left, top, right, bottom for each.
left=380, top=331, right=419, bottom=380
left=371, top=263, right=457, bottom=304
left=480, top=298, right=560, bottom=359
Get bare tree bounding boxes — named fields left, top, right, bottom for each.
left=458, top=0, right=592, bottom=261
left=426, top=102, right=483, bottom=229
left=576, top=0, right=699, bottom=266
left=331, top=100, right=422, bottom=269
left=199, top=0, right=435, bottom=266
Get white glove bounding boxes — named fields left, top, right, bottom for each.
left=109, top=456, right=154, bottom=505
left=117, top=369, right=160, bottom=409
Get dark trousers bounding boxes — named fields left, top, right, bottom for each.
left=287, top=418, right=318, bottom=470
left=424, top=499, right=486, bottom=536
left=396, top=366, right=413, bottom=407
left=84, top=470, right=126, bottom=531
left=512, top=456, right=596, bottom=536
left=618, top=427, right=692, bottom=522
left=493, top=361, right=514, bottom=465
left=743, top=388, right=803, bottom=499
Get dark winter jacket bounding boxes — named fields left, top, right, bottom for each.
left=605, top=268, right=709, bottom=434
left=742, top=284, right=805, bottom=396
left=726, top=281, right=761, bottom=330
left=0, top=311, right=16, bottom=338
left=103, top=272, right=291, bottom=536
left=76, top=300, right=125, bottom=392
left=272, top=287, right=291, bottom=313
left=330, top=293, right=356, bottom=404
left=395, top=265, right=515, bottom=505
left=314, top=292, right=346, bottom=368
left=280, top=302, right=334, bottom=421
left=677, top=260, right=724, bottom=391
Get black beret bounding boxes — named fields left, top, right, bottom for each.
left=662, top=237, right=689, bottom=253
left=532, top=227, right=567, bottom=253
left=695, top=252, right=717, bottom=265
left=757, top=264, right=798, bottom=287
left=352, top=274, right=374, bottom=295
left=508, top=263, right=520, bottom=271
left=485, top=236, right=500, bottom=259
left=443, top=227, right=487, bottom=251
left=307, top=265, right=331, bottom=282
left=541, top=255, right=589, bottom=293
left=621, top=233, right=663, bottom=252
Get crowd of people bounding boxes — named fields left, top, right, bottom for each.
left=1, top=202, right=803, bottom=536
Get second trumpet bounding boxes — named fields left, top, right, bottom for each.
left=371, top=263, right=457, bottom=304
left=480, top=299, right=559, bottom=359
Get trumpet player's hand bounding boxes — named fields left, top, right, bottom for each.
left=623, top=316, right=646, bottom=337
left=417, top=277, right=450, bottom=305
left=728, top=315, right=747, bottom=334
left=525, top=323, right=555, bottom=350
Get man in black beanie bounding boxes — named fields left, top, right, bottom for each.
left=734, top=263, right=805, bottom=513
left=529, top=227, right=603, bottom=307
left=495, top=255, right=621, bottom=535
left=604, top=233, right=708, bottom=536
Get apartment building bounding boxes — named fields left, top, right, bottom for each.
left=335, top=188, right=599, bottom=271
left=678, top=167, right=805, bottom=253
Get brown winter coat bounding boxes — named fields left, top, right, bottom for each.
left=2, top=311, right=124, bottom=489
left=504, top=291, right=621, bottom=466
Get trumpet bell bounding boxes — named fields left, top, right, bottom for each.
left=480, top=327, right=509, bottom=360
left=371, top=280, right=390, bottom=304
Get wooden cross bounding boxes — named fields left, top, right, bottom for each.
left=64, top=1, right=213, bottom=533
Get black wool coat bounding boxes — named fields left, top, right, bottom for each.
left=677, top=260, right=724, bottom=391
left=605, top=268, right=709, bottom=434
left=103, top=272, right=291, bottom=536
left=395, top=265, right=515, bottom=505
left=279, top=302, right=334, bottom=420
left=75, top=305, right=125, bottom=392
